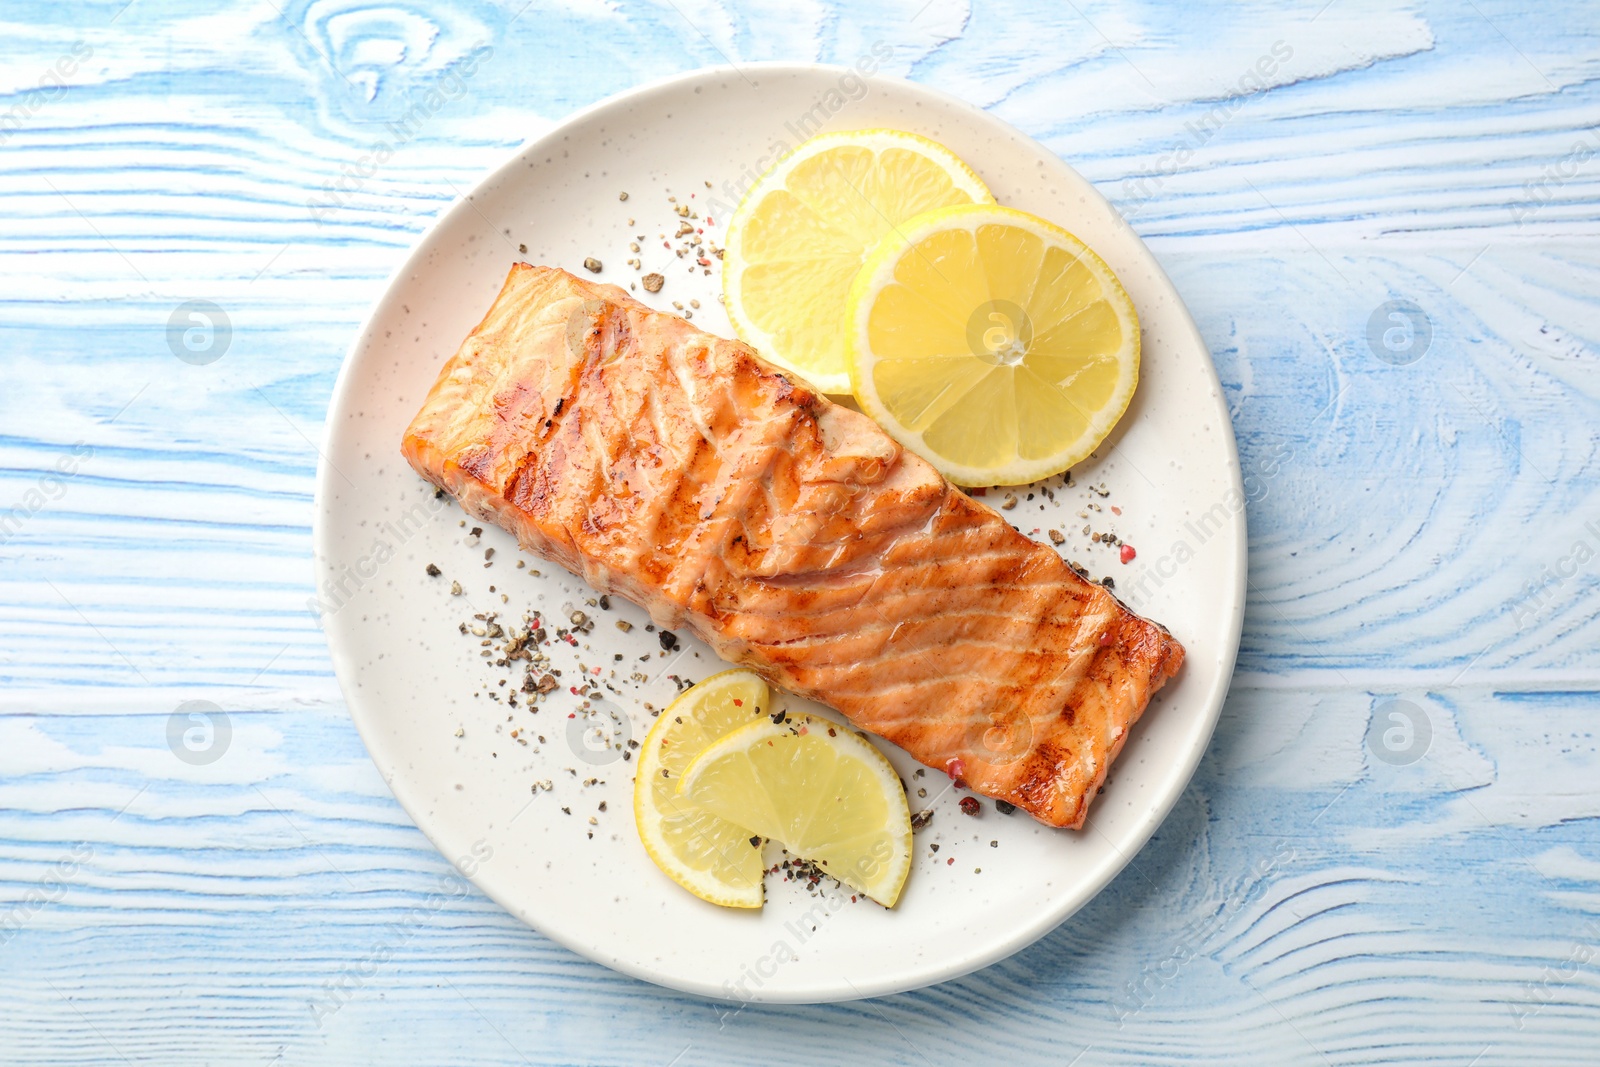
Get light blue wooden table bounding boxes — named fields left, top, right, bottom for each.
left=4, top=1, right=1598, bottom=1063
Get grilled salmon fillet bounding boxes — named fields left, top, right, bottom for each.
left=402, top=265, right=1184, bottom=828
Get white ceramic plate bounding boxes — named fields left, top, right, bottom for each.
left=314, top=63, right=1244, bottom=1004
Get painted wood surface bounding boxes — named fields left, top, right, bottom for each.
left=2, top=1, right=1598, bottom=1063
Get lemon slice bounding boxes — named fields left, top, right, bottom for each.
left=633, top=669, right=771, bottom=908
left=845, top=203, right=1141, bottom=487
left=724, top=129, right=993, bottom=394
left=676, top=713, right=912, bottom=907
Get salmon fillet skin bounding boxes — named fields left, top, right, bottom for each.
left=401, top=264, right=1185, bottom=829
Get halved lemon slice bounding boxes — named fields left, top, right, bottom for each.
left=676, top=713, right=912, bottom=907
left=633, top=669, right=771, bottom=908
left=724, top=129, right=993, bottom=394
left=845, top=203, right=1140, bottom=487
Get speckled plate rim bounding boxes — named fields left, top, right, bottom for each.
left=314, top=62, right=1246, bottom=1003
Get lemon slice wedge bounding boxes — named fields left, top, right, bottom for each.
left=724, top=129, right=993, bottom=394
left=633, top=669, right=771, bottom=908
left=676, top=713, right=912, bottom=907
left=845, top=203, right=1141, bottom=487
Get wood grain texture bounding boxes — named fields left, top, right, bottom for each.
left=2, top=0, right=1597, bottom=1062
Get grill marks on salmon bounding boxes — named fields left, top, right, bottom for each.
left=402, top=265, right=1185, bottom=828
